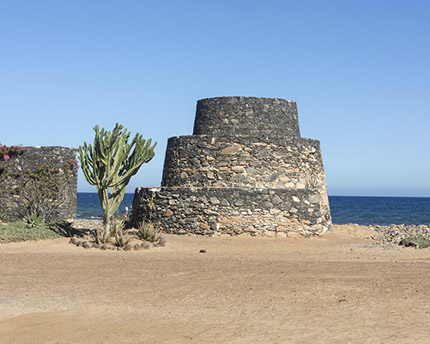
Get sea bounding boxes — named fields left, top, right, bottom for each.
left=76, top=193, right=430, bottom=226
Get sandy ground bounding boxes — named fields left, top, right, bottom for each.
left=1, top=224, right=430, bottom=343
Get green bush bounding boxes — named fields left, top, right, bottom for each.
left=25, top=212, right=43, bottom=228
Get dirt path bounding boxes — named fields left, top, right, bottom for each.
left=1, top=225, right=430, bottom=343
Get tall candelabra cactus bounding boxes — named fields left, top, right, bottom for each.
left=78, top=123, right=156, bottom=240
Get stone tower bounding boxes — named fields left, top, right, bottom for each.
left=131, top=97, right=331, bottom=237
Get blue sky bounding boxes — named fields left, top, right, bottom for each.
left=1, top=0, right=429, bottom=196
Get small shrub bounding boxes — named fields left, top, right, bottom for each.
left=25, top=212, right=43, bottom=228
left=92, top=228, right=108, bottom=245
left=114, top=230, right=131, bottom=248
left=91, top=218, right=126, bottom=245
left=137, top=221, right=162, bottom=242
left=112, top=219, right=131, bottom=247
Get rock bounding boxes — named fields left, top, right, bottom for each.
left=213, top=182, right=227, bottom=187
left=198, top=222, right=210, bottom=231
left=272, top=194, right=283, bottom=204
left=269, top=209, right=281, bottom=215
left=231, top=166, right=245, bottom=173
left=124, top=244, right=133, bottom=251
left=83, top=241, right=91, bottom=249
left=309, top=194, right=321, bottom=203
left=220, top=144, right=242, bottom=155
left=269, top=173, right=278, bottom=181
left=263, top=201, right=273, bottom=209
left=292, top=196, right=300, bottom=203
left=399, top=239, right=419, bottom=248
left=220, top=198, right=230, bottom=206
left=210, top=197, right=220, bottom=205
left=100, top=245, right=108, bottom=250
left=199, top=249, right=207, bottom=253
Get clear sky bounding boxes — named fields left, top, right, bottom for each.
left=1, top=0, right=429, bottom=196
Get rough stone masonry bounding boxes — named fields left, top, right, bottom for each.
left=131, top=97, right=331, bottom=237
left=0, top=146, right=77, bottom=223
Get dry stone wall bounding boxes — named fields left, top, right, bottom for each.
left=0, top=146, right=78, bottom=223
left=193, top=97, right=300, bottom=138
left=132, top=96, right=331, bottom=237
left=133, top=187, right=327, bottom=237
left=162, top=136, right=326, bottom=190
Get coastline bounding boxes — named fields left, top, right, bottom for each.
left=76, top=193, right=430, bottom=226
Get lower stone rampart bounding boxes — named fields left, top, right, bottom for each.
left=131, top=187, right=331, bottom=237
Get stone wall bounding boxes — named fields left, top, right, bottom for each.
left=131, top=96, right=331, bottom=237
left=0, top=146, right=78, bottom=223
left=162, top=136, right=326, bottom=190
left=193, top=97, right=300, bottom=138
left=132, top=187, right=329, bottom=237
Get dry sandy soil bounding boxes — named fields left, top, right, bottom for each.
left=1, top=224, right=430, bottom=344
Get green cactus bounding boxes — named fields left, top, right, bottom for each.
left=78, top=123, right=156, bottom=240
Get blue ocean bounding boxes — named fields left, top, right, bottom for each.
left=77, top=193, right=430, bottom=226
left=77, top=192, right=135, bottom=219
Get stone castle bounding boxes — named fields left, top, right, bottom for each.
left=131, top=96, right=331, bottom=237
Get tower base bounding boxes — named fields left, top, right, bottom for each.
left=131, top=186, right=331, bottom=237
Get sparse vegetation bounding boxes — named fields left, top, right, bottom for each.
left=114, top=230, right=131, bottom=248
left=0, top=221, right=74, bottom=242
left=137, top=221, right=162, bottom=243
left=112, top=219, right=131, bottom=247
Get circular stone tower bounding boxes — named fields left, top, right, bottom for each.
left=132, top=97, right=331, bottom=237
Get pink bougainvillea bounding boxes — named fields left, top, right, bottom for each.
left=0, top=142, right=25, bottom=161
